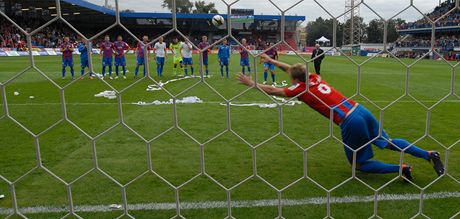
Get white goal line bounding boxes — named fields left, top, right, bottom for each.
left=0, top=191, right=458, bottom=215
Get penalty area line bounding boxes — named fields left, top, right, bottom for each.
left=0, top=191, right=459, bottom=215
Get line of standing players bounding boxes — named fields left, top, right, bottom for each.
left=61, top=35, right=279, bottom=84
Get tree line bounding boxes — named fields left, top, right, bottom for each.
left=162, top=0, right=219, bottom=14
left=307, top=17, right=406, bottom=46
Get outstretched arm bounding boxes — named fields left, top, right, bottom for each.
left=260, top=53, right=291, bottom=72
left=237, top=74, right=286, bottom=97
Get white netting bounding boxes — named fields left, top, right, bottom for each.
left=0, top=0, right=459, bottom=218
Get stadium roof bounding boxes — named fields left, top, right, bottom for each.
left=61, top=0, right=305, bottom=21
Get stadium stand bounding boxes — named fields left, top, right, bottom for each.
left=0, top=0, right=304, bottom=54
left=393, top=0, right=460, bottom=59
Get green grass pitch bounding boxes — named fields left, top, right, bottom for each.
left=0, top=53, right=459, bottom=219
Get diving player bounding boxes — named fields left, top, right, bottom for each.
left=236, top=54, right=445, bottom=182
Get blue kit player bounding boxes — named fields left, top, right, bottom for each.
left=77, top=39, right=92, bottom=79
left=113, top=35, right=131, bottom=79
left=237, top=54, right=445, bottom=182
left=135, top=35, right=152, bottom=78
left=198, top=35, right=210, bottom=77
left=153, top=36, right=167, bottom=77
left=100, top=35, right=115, bottom=79
left=262, top=42, right=278, bottom=85
left=218, top=38, right=230, bottom=78
left=60, top=36, right=75, bottom=80
left=239, top=38, right=251, bottom=75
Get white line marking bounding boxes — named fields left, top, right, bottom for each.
left=0, top=191, right=458, bottom=215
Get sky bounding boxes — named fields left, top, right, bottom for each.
left=88, top=0, right=443, bottom=23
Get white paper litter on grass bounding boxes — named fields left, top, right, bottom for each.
left=109, top=204, right=122, bottom=210
left=132, top=96, right=203, bottom=106
left=94, top=90, right=117, bottom=100
left=13, top=91, right=19, bottom=96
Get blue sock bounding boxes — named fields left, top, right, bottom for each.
left=220, top=65, right=224, bottom=77
left=264, top=71, right=268, bottom=81
left=359, top=160, right=400, bottom=174
left=390, top=139, right=430, bottom=161
left=191, top=67, right=194, bottom=75
left=226, top=66, right=229, bottom=78
left=206, top=67, right=209, bottom=76
left=122, top=66, right=126, bottom=76
left=248, top=66, right=251, bottom=73
left=81, top=69, right=84, bottom=76
left=242, top=66, right=245, bottom=75
left=184, top=68, right=188, bottom=76
left=108, top=66, right=112, bottom=76
left=102, top=66, right=106, bottom=76
left=143, top=66, right=146, bottom=76
left=271, top=73, right=275, bottom=82
left=156, top=65, right=160, bottom=76
left=135, top=65, right=139, bottom=76
left=62, top=67, right=66, bottom=77
left=116, top=66, right=119, bottom=76
left=70, top=66, right=74, bottom=77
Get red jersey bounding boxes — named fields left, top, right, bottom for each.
left=239, top=45, right=250, bottom=59
left=136, top=42, right=152, bottom=58
left=283, top=74, right=357, bottom=125
left=60, top=42, right=74, bottom=59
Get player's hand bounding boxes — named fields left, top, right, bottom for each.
left=236, top=74, right=254, bottom=87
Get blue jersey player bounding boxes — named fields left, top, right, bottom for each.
left=262, top=42, right=278, bottom=85
left=198, top=35, right=210, bottom=77
left=60, top=37, right=75, bottom=80
left=113, top=35, right=131, bottom=79
left=218, top=38, right=231, bottom=78
left=237, top=55, right=445, bottom=182
left=239, top=38, right=251, bottom=75
left=100, top=35, right=115, bottom=79
left=77, top=39, right=91, bottom=79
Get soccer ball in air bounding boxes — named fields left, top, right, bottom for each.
left=212, top=15, right=225, bottom=27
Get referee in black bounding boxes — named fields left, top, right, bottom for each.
left=311, top=44, right=325, bottom=75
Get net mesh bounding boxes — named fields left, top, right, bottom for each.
left=0, top=0, right=459, bottom=218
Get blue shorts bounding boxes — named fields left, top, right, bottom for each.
left=240, top=58, right=250, bottom=66
left=202, top=57, right=208, bottom=66
left=156, top=57, right=165, bottom=65
left=81, top=59, right=88, bottom=68
left=340, top=105, right=390, bottom=164
left=102, top=57, right=112, bottom=66
left=62, top=58, right=74, bottom=67
left=115, top=56, right=126, bottom=66
left=264, top=62, right=275, bottom=71
left=219, top=58, right=229, bottom=66
left=137, top=57, right=145, bottom=65
left=183, top=57, right=193, bottom=65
